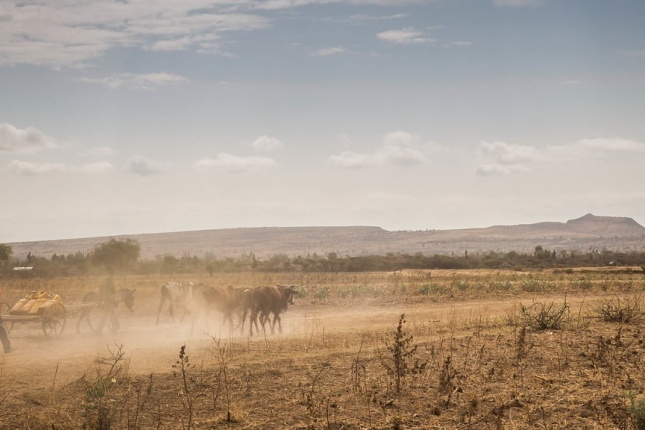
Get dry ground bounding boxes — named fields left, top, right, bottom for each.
left=1, top=268, right=645, bottom=429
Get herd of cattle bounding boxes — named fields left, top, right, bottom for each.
left=155, top=282, right=297, bottom=336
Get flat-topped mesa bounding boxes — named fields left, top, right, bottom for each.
left=566, top=213, right=645, bottom=235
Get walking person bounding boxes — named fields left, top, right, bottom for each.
left=0, top=289, right=10, bottom=352
left=0, top=315, right=10, bottom=353
left=96, top=266, right=121, bottom=334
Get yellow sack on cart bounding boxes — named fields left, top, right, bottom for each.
left=36, top=294, right=62, bottom=314
left=10, top=291, right=57, bottom=315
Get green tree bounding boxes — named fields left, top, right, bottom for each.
left=91, top=238, right=141, bottom=271
left=0, top=243, right=13, bottom=266
left=162, top=254, right=179, bottom=274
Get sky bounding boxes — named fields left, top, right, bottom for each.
left=1, top=0, right=645, bottom=243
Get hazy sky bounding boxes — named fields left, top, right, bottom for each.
left=1, top=0, right=644, bottom=243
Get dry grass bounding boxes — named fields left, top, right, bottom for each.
left=1, top=268, right=645, bottom=429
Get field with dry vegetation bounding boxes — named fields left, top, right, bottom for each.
left=2, top=267, right=645, bottom=429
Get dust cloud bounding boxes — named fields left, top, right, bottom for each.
left=0, top=293, right=519, bottom=396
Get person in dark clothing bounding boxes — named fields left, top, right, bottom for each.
left=0, top=315, right=10, bottom=353
left=96, top=266, right=120, bottom=334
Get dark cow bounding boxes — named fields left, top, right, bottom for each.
left=244, top=285, right=296, bottom=336
left=190, top=285, right=246, bottom=335
left=76, top=289, right=135, bottom=333
left=156, top=282, right=199, bottom=325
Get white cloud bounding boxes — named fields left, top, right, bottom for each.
left=6, top=158, right=112, bottom=175
left=377, top=27, right=435, bottom=45
left=476, top=137, right=645, bottom=176
left=258, top=0, right=423, bottom=10
left=575, top=138, right=645, bottom=153
left=8, top=160, right=67, bottom=176
left=493, top=0, right=542, bottom=6
left=480, top=140, right=539, bottom=165
left=476, top=140, right=540, bottom=175
left=0, top=2, right=269, bottom=69
left=0, top=123, right=58, bottom=153
left=310, top=47, right=346, bottom=57
left=80, top=161, right=113, bottom=173
left=342, top=13, right=408, bottom=22
left=381, top=131, right=427, bottom=165
left=195, top=153, right=276, bottom=172
left=329, top=131, right=427, bottom=168
left=0, top=1, right=436, bottom=68
left=86, top=146, right=114, bottom=157
left=327, top=151, right=382, bottom=168
left=81, top=73, right=189, bottom=91
left=149, top=38, right=196, bottom=52
left=547, top=137, right=645, bottom=160
left=446, top=41, right=473, bottom=47
left=124, top=156, right=166, bottom=176
left=476, top=140, right=539, bottom=176
left=475, top=164, right=530, bottom=176
left=251, top=135, right=284, bottom=151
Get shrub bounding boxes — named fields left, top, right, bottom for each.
left=83, top=344, right=127, bottom=430
left=315, top=287, right=330, bottom=302
left=519, top=298, right=569, bottom=330
left=519, top=279, right=542, bottom=292
left=590, top=295, right=644, bottom=323
left=418, top=283, right=432, bottom=295
left=293, top=285, right=309, bottom=299
left=338, top=284, right=383, bottom=299
left=378, top=314, right=426, bottom=393
left=629, top=392, right=645, bottom=430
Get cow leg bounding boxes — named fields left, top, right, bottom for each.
left=169, top=302, right=175, bottom=322
left=223, top=312, right=234, bottom=333
left=261, top=311, right=273, bottom=334
left=179, top=301, right=188, bottom=322
left=248, top=309, right=261, bottom=337
left=269, top=313, right=281, bottom=334
left=204, top=309, right=213, bottom=334
left=240, top=307, right=247, bottom=334
left=249, top=309, right=258, bottom=336
left=188, top=307, right=200, bottom=336
left=252, top=315, right=260, bottom=335
left=156, top=296, right=168, bottom=325
left=242, top=305, right=260, bottom=336
left=274, top=313, right=283, bottom=334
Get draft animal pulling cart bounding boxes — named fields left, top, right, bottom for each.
left=1, top=289, right=134, bottom=337
left=0, top=291, right=68, bottom=337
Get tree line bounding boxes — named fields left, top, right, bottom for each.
left=1, top=240, right=644, bottom=278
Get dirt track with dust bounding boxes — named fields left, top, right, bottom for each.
left=1, top=292, right=594, bottom=392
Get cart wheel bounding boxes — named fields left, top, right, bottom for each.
left=42, top=303, right=66, bottom=337
left=1, top=303, right=14, bottom=333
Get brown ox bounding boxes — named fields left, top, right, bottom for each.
left=243, top=285, right=296, bottom=336
left=190, top=285, right=246, bottom=335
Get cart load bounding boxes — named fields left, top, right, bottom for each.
left=10, top=291, right=62, bottom=316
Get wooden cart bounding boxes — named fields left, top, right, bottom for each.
left=1, top=301, right=67, bottom=337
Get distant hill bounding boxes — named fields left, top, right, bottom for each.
left=7, top=214, right=645, bottom=261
